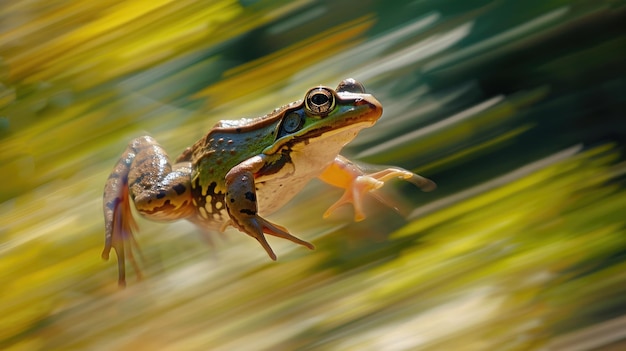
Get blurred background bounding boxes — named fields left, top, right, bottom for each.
left=1, top=1, right=625, bottom=350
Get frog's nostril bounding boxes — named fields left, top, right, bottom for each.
left=355, top=98, right=381, bottom=110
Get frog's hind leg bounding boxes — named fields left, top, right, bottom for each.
left=102, top=181, right=142, bottom=287
left=102, top=148, right=143, bottom=287
left=102, top=136, right=194, bottom=286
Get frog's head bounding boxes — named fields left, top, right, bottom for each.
left=264, top=78, right=382, bottom=155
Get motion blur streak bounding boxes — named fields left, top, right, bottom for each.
left=0, top=1, right=624, bottom=350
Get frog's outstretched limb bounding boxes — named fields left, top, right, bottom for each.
left=224, top=157, right=314, bottom=260
left=319, top=155, right=436, bottom=221
left=102, top=136, right=194, bottom=286
left=102, top=150, right=142, bottom=287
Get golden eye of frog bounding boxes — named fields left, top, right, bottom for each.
left=102, top=78, right=436, bottom=286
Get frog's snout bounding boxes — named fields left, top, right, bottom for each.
left=354, top=95, right=382, bottom=121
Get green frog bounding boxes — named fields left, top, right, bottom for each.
left=103, top=78, right=435, bottom=286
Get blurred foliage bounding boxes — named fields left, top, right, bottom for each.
left=1, top=0, right=625, bottom=350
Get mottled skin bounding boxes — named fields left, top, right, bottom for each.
left=103, top=79, right=435, bottom=286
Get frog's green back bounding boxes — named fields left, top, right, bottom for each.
left=195, top=124, right=278, bottom=182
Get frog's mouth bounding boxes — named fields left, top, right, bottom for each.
left=300, top=100, right=380, bottom=139
left=264, top=97, right=381, bottom=155
left=276, top=118, right=375, bottom=159
left=264, top=119, right=373, bottom=155
left=296, top=120, right=373, bottom=141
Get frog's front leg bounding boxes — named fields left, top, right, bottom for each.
left=224, top=155, right=314, bottom=260
left=319, top=155, right=436, bottom=221
left=103, top=136, right=194, bottom=286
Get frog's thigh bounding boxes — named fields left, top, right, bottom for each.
left=126, top=136, right=194, bottom=220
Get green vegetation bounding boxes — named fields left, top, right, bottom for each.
left=1, top=1, right=624, bottom=350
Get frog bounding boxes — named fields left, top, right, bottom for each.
left=102, top=78, right=435, bottom=286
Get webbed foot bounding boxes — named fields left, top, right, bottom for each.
left=320, top=156, right=436, bottom=221
left=233, top=215, right=314, bottom=260
left=102, top=184, right=143, bottom=287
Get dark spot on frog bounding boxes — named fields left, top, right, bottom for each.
left=106, top=198, right=120, bottom=211
left=156, top=190, right=167, bottom=199
left=193, top=177, right=200, bottom=186
left=173, top=183, right=186, bottom=195
left=258, top=151, right=292, bottom=176
left=245, top=191, right=256, bottom=202
left=131, top=173, right=147, bottom=187
left=230, top=198, right=235, bottom=203
left=240, top=209, right=256, bottom=215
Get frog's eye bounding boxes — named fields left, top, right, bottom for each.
left=281, top=111, right=303, bottom=133
left=305, top=87, right=335, bottom=116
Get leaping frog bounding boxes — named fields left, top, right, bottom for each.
left=103, top=78, right=435, bottom=286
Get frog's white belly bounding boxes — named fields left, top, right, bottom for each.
left=256, top=126, right=365, bottom=216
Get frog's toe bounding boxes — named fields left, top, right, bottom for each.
left=406, top=173, right=437, bottom=192
left=236, top=216, right=314, bottom=260
left=251, top=224, right=278, bottom=261
left=324, top=191, right=366, bottom=221
left=366, top=168, right=436, bottom=192
left=261, top=218, right=315, bottom=250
